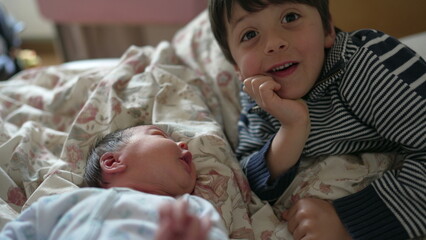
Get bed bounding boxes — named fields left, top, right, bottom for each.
left=1, top=10, right=425, bottom=239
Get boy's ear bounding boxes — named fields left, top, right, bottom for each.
left=325, top=18, right=336, bottom=49
left=100, top=152, right=127, bottom=174
left=233, top=65, right=243, bottom=81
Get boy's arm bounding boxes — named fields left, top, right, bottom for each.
left=332, top=31, right=426, bottom=239
left=238, top=75, right=309, bottom=200
left=280, top=31, right=425, bottom=240
left=243, top=75, right=310, bottom=179
left=268, top=117, right=309, bottom=180
left=318, top=31, right=426, bottom=239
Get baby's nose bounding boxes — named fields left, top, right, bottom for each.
left=178, top=142, right=188, bottom=150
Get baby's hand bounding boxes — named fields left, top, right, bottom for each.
left=155, top=199, right=211, bottom=240
left=243, top=75, right=308, bottom=127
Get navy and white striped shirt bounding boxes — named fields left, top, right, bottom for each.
left=236, top=30, right=426, bottom=240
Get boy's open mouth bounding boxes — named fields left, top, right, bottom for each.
left=268, top=62, right=298, bottom=73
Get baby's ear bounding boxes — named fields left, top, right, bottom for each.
left=100, top=152, right=127, bottom=174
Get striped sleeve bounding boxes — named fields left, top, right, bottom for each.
left=235, top=91, right=280, bottom=161
left=236, top=91, right=299, bottom=202
left=333, top=30, right=426, bottom=239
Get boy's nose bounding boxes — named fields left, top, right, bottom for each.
left=178, top=142, right=188, bottom=150
left=265, top=33, right=287, bottom=54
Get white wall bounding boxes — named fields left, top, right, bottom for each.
left=0, top=0, right=55, bottom=40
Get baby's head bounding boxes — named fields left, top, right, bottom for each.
left=209, top=0, right=336, bottom=99
left=84, top=125, right=196, bottom=197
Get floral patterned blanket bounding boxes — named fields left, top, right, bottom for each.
left=0, top=11, right=396, bottom=239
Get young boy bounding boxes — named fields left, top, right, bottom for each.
left=0, top=125, right=228, bottom=240
left=209, top=0, right=426, bottom=239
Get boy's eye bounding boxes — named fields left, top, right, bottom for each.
left=241, top=30, right=258, bottom=42
left=282, top=12, right=300, bottom=23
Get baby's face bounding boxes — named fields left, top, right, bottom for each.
left=119, top=126, right=196, bottom=196
left=227, top=2, right=335, bottom=99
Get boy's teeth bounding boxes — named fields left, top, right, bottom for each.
left=272, top=63, right=293, bottom=72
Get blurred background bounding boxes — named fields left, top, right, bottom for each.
left=0, top=0, right=425, bottom=72
left=0, top=0, right=58, bottom=70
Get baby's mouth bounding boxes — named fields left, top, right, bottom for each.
left=179, top=151, right=193, bottom=174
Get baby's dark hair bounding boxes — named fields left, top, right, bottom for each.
left=83, top=127, right=134, bottom=187
left=208, top=0, right=332, bottom=64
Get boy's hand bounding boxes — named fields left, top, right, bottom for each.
left=155, top=199, right=212, bottom=240
left=282, top=198, right=352, bottom=240
left=244, top=75, right=310, bottom=178
left=243, top=75, right=308, bottom=127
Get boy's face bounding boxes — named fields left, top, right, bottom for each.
left=117, top=126, right=196, bottom=196
left=227, top=2, right=335, bottom=99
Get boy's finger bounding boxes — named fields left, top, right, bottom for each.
left=258, top=80, right=280, bottom=105
left=287, top=218, right=299, bottom=235
left=283, top=206, right=298, bottom=233
left=243, top=78, right=256, bottom=95
left=282, top=210, right=289, bottom=220
left=282, top=206, right=296, bottom=220
left=292, top=224, right=307, bottom=240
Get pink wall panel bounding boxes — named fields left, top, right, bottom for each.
left=36, top=0, right=207, bottom=24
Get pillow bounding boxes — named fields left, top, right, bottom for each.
left=400, top=31, right=426, bottom=59
left=172, top=10, right=241, bottom=149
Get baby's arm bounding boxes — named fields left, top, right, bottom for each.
left=243, top=75, right=310, bottom=179
left=155, top=199, right=212, bottom=240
